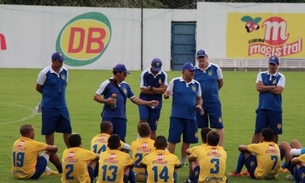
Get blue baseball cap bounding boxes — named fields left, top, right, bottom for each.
left=151, top=58, right=162, bottom=72
left=182, top=62, right=196, bottom=72
left=196, top=49, right=207, bottom=57
left=51, top=52, right=66, bottom=62
left=113, top=63, right=130, bottom=74
left=269, top=56, right=279, bottom=65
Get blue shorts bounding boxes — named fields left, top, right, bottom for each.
left=29, top=156, right=48, bottom=179
left=41, top=107, right=72, bottom=135
left=168, top=117, right=198, bottom=144
left=138, top=106, right=160, bottom=131
left=192, top=165, right=200, bottom=183
left=294, top=166, right=305, bottom=182
left=196, top=101, right=223, bottom=129
left=255, top=109, right=282, bottom=134
left=88, top=166, right=94, bottom=182
left=245, top=155, right=257, bottom=179
left=102, top=117, right=127, bottom=142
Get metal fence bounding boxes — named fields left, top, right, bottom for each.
left=1, top=0, right=305, bottom=9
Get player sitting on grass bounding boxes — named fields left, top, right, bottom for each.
left=11, top=124, right=62, bottom=179
left=140, top=135, right=182, bottom=183
left=184, top=127, right=211, bottom=183
left=61, top=133, right=99, bottom=183
left=188, top=131, right=227, bottom=183
left=229, top=128, right=280, bottom=179
left=131, top=122, right=155, bottom=182
left=97, top=134, right=134, bottom=183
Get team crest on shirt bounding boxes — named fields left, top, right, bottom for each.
left=218, top=117, right=222, bottom=123
left=301, top=173, right=305, bottom=179
left=141, top=142, right=148, bottom=148
left=124, top=88, right=127, bottom=95
left=158, top=78, right=162, bottom=84
left=277, top=123, right=282, bottom=129
left=61, top=73, right=66, bottom=80
left=208, top=70, right=213, bottom=76
left=194, top=132, right=198, bottom=138
left=64, top=151, right=77, bottom=162
left=272, top=79, right=277, bottom=85
left=192, top=85, right=196, bottom=92
left=250, top=161, right=255, bottom=167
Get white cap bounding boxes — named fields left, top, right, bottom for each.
left=121, top=143, right=131, bottom=151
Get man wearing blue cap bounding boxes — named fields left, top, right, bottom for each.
left=94, top=63, right=159, bottom=142
left=252, top=56, right=285, bottom=143
left=164, top=62, right=204, bottom=167
left=138, top=58, right=168, bottom=140
left=36, top=52, right=71, bottom=148
left=194, top=49, right=225, bottom=147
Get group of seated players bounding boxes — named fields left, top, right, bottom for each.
left=11, top=121, right=305, bottom=183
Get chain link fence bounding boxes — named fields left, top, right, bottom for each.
left=1, top=0, right=305, bottom=9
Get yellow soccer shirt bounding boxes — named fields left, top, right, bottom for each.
left=61, top=147, right=97, bottom=183
left=141, top=150, right=181, bottom=183
left=193, top=145, right=227, bottom=183
left=247, top=141, right=280, bottom=179
left=188, top=143, right=208, bottom=154
left=90, top=133, right=124, bottom=153
left=297, top=154, right=305, bottom=162
left=131, top=137, right=155, bottom=181
left=11, top=137, right=48, bottom=179
left=97, top=149, right=133, bottom=183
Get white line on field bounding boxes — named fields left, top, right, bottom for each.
left=0, top=103, right=38, bottom=125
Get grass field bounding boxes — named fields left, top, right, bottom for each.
left=1, top=68, right=305, bottom=183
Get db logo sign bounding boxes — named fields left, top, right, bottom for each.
left=56, top=12, right=112, bottom=66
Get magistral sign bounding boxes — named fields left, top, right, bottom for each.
left=56, top=12, right=111, bottom=66
left=227, top=13, right=304, bottom=58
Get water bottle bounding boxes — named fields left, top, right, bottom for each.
left=110, top=93, right=117, bottom=109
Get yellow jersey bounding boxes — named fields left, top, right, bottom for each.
left=90, top=133, right=124, bottom=153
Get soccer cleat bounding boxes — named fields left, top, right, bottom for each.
left=279, top=167, right=289, bottom=173
left=240, top=171, right=250, bottom=177
left=285, top=174, right=294, bottom=180
left=227, top=171, right=242, bottom=177
left=45, top=170, right=58, bottom=176
left=183, top=179, right=194, bottom=183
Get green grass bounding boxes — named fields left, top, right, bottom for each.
left=0, top=68, right=305, bottom=183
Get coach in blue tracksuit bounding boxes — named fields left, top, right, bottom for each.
left=94, top=63, right=159, bottom=142
left=164, top=62, right=204, bottom=166
left=252, top=56, right=285, bottom=144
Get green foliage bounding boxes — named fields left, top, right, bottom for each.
left=0, top=68, right=305, bottom=183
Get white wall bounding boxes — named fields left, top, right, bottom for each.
left=0, top=3, right=304, bottom=70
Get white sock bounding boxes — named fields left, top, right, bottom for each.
left=290, top=149, right=302, bottom=156
left=45, top=166, right=51, bottom=172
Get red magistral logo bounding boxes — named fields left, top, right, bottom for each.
left=211, top=148, right=217, bottom=154
left=157, top=154, right=164, bottom=160
left=0, top=33, right=7, bottom=50
left=17, top=141, right=25, bottom=147
left=141, top=142, right=148, bottom=148
left=68, top=152, right=75, bottom=158
left=243, top=16, right=303, bottom=58
left=109, top=153, right=116, bottom=159
left=100, top=135, right=106, bottom=140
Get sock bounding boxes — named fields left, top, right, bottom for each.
left=45, top=166, right=51, bottom=172
left=55, top=163, right=63, bottom=173
left=123, top=175, right=129, bottom=183
left=129, top=169, right=136, bottom=183
left=281, top=161, right=287, bottom=169
left=181, top=158, right=186, bottom=165
left=234, top=152, right=245, bottom=173
left=173, top=172, right=177, bottom=183
left=189, top=166, right=199, bottom=182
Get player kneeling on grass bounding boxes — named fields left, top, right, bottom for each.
left=184, top=127, right=212, bottom=183
left=131, top=122, right=155, bottom=182
left=140, top=135, right=182, bottom=183
left=11, top=124, right=62, bottom=179
left=61, top=133, right=99, bottom=183
left=188, top=131, right=227, bottom=183
left=97, top=134, right=134, bottom=183
left=229, top=128, right=280, bottom=180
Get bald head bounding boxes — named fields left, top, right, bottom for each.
left=20, top=124, right=34, bottom=138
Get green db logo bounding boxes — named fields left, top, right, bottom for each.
left=56, top=12, right=112, bottom=66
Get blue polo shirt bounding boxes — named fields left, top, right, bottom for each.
left=36, top=66, right=68, bottom=108
left=167, top=77, right=201, bottom=120
left=195, top=63, right=223, bottom=102
left=95, top=79, right=134, bottom=119
left=139, top=68, right=168, bottom=110
left=256, top=71, right=285, bottom=111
